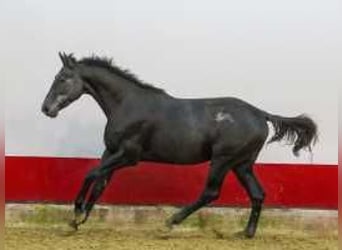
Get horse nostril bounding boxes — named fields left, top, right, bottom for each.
left=42, top=105, right=49, bottom=114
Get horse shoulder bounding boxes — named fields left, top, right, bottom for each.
left=104, top=115, right=154, bottom=152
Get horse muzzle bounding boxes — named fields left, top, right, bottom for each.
left=41, top=103, right=59, bottom=118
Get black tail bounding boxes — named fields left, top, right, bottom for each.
left=265, top=114, right=318, bottom=156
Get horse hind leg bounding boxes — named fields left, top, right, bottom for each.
left=233, top=160, right=265, bottom=238
left=166, top=155, right=236, bottom=228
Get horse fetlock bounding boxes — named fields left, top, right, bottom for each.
left=68, top=219, right=80, bottom=231
left=74, top=210, right=87, bottom=224
left=165, top=219, right=174, bottom=229
left=244, top=225, right=257, bottom=238
left=166, top=214, right=183, bottom=228
left=74, top=202, right=85, bottom=214
left=202, top=190, right=219, bottom=203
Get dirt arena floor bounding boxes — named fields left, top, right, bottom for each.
left=5, top=205, right=338, bottom=250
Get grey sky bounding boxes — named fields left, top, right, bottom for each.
left=2, top=0, right=340, bottom=163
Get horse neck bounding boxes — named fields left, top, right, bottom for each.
left=80, top=66, right=146, bottom=118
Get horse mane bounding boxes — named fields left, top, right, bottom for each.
left=78, top=55, right=165, bottom=94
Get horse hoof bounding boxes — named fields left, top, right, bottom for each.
left=233, top=231, right=246, bottom=239
left=233, top=230, right=255, bottom=239
left=165, top=221, right=173, bottom=229
left=68, top=220, right=79, bottom=231
left=243, top=228, right=256, bottom=239
left=165, top=219, right=174, bottom=230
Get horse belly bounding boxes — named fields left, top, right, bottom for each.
left=142, top=128, right=211, bottom=164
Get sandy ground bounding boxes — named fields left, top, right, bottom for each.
left=5, top=205, right=338, bottom=250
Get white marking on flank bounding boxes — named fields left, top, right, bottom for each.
left=215, top=112, right=235, bottom=123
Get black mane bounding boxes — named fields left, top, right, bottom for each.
left=79, top=56, right=165, bottom=94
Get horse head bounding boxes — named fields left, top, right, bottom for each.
left=42, top=52, right=85, bottom=118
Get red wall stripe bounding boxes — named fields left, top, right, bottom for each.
left=5, top=156, right=337, bottom=209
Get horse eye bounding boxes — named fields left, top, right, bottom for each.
left=55, top=76, right=64, bottom=82
left=59, top=77, right=68, bottom=82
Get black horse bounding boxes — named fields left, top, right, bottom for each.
left=42, top=53, right=317, bottom=238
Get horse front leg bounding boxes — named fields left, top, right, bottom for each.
left=70, top=149, right=125, bottom=230
left=70, top=170, right=114, bottom=230
left=76, top=170, right=116, bottom=226
left=70, top=146, right=139, bottom=230
left=73, top=150, right=112, bottom=219
left=73, top=168, right=101, bottom=217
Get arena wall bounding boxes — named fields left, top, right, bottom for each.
left=3, top=0, right=339, bottom=208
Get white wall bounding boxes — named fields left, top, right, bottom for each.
left=2, top=0, right=340, bottom=164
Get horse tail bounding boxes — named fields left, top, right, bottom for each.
left=263, top=113, right=318, bottom=156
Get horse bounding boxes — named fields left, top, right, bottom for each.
left=41, top=52, right=318, bottom=238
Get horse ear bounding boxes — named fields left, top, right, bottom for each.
left=58, top=52, right=76, bottom=68
left=58, top=52, right=67, bottom=66
left=67, top=53, right=77, bottom=68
